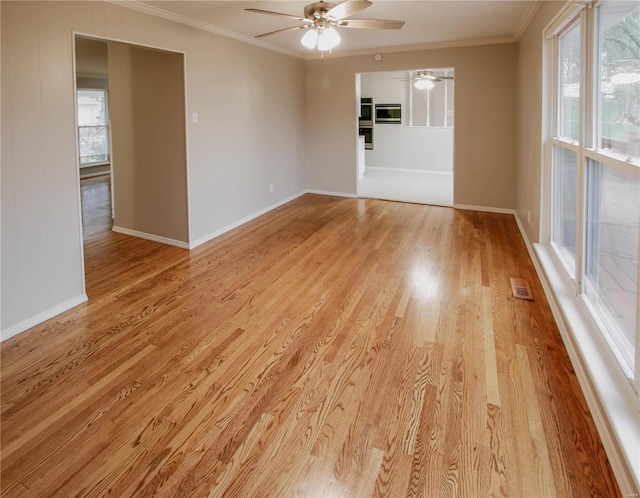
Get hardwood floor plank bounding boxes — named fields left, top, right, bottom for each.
left=482, top=287, right=502, bottom=407
left=0, top=186, right=621, bottom=497
left=515, top=343, right=558, bottom=497
left=485, top=403, right=510, bottom=496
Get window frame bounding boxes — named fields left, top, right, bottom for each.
left=541, top=3, right=640, bottom=491
left=549, top=14, right=584, bottom=282
left=544, top=0, right=640, bottom=392
left=77, top=87, right=110, bottom=167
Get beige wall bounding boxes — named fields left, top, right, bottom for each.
left=76, top=76, right=108, bottom=90
left=305, top=43, right=518, bottom=208
left=1, top=1, right=306, bottom=336
left=108, top=42, right=188, bottom=243
left=516, top=1, right=565, bottom=243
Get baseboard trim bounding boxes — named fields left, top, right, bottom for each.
left=305, top=189, right=357, bottom=198
left=513, top=211, right=537, bottom=264
left=1, top=294, right=88, bottom=342
left=366, top=166, right=453, bottom=176
left=112, top=226, right=190, bottom=249
left=453, top=204, right=515, bottom=215
left=513, top=213, right=639, bottom=495
left=189, top=190, right=307, bottom=249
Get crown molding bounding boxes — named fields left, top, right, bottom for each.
left=514, top=0, right=543, bottom=40
left=304, top=36, right=517, bottom=60
left=107, top=0, right=303, bottom=59
left=108, top=1, right=520, bottom=63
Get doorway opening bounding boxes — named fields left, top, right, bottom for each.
left=74, top=35, right=189, bottom=297
left=356, top=68, right=454, bottom=206
left=75, top=37, right=113, bottom=239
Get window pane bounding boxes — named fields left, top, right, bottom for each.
left=79, top=126, right=108, bottom=164
left=559, top=22, right=581, bottom=141
left=552, top=146, right=578, bottom=273
left=77, top=90, right=107, bottom=126
left=597, top=2, right=640, bottom=161
left=407, top=68, right=454, bottom=128
left=585, top=160, right=639, bottom=370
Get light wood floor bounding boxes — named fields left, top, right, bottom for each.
left=1, top=178, right=620, bottom=497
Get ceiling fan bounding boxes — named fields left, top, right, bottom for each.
left=245, top=0, right=405, bottom=53
left=395, top=70, right=454, bottom=89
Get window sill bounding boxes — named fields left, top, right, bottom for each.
left=533, top=243, right=639, bottom=494
left=79, top=161, right=110, bottom=169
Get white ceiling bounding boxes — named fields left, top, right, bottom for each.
left=137, top=0, right=542, bottom=58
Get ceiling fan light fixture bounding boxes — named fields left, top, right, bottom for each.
left=249, top=1, right=405, bottom=57
left=301, top=28, right=318, bottom=49
left=414, top=79, right=435, bottom=90
left=317, top=26, right=341, bottom=51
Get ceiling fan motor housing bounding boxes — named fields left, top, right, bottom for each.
left=304, top=2, right=337, bottom=20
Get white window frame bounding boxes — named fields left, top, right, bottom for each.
left=541, top=1, right=640, bottom=493
left=546, top=0, right=640, bottom=390
left=77, top=87, right=110, bottom=167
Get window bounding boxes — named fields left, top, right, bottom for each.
left=596, top=2, right=640, bottom=160
left=551, top=145, right=578, bottom=274
left=584, top=160, right=639, bottom=369
left=406, top=68, right=454, bottom=127
left=559, top=22, right=581, bottom=141
left=551, top=20, right=581, bottom=275
left=77, top=89, right=110, bottom=166
left=547, top=1, right=639, bottom=381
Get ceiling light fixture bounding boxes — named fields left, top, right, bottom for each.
left=414, top=79, right=435, bottom=90
left=247, top=1, right=405, bottom=59
left=301, top=28, right=319, bottom=48
left=301, top=23, right=340, bottom=52
left=318, top=26, right=341, bottom=51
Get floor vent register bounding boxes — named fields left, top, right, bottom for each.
left=510, top=278, right=534, bottom=301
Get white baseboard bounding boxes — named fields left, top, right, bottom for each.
left=453, top=203, right=515, bottom=215
left=305, top=189, right=357, bottom=198
left=513, top=213, right=639, bottom=496
left=513, top=211, right=537, bottom=263
left=189, top=190, right=307, bottom=249
left=112, top=226, right=190, bottom=249
left=1, top=294, right=88, bottom=342
left=366, top=166, right=453, bottom=176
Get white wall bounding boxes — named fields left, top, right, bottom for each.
left=305, top=43, right=518, bottom=205
left=366, top=126, right=453, bottom=173
left=360, top=70, right=453, bottom=173
left=1, top=1, right=306, bottom=337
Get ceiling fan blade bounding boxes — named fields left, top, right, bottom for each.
left=245, top=8, right=309, bottom=23
left=255, top=25, right=308, bottom=38
left=338, top=19, right=405, bottom=29
left=327, top=0, right=372, bottom=21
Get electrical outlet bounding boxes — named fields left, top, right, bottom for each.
left=192, top=112, right=198, bottom=124
left=528, top=210, right=531, bottom=223
left=269, top=183, right=274, bottom=192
